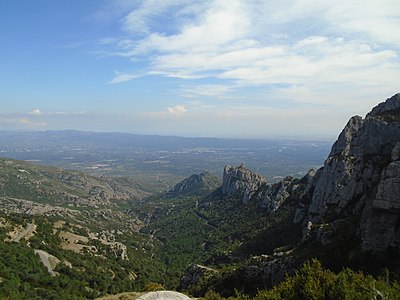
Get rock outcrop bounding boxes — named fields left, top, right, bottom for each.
left=56, top=171, right=150, bottom=204
left=298, top=93, right=400, bottom=254
left=221, top=164, right=267, bottom=204
left=168, top=172, right=220, bottom=196
left=215, top=164, right=306, bottom=213
left=239, top=254, right=296, bottom=288
left=179, top=94, right=400, bottom=297
left=262, top=176, right=294, bottom=213
left=179, top=264, right=218, bottom=293
left=181, top=254, right=296, bottom=297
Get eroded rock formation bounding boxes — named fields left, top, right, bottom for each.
left=221, top=164, right=267, bottom=204
left=299, top=93, right=400, bottom=253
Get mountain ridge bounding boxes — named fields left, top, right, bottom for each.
left=1, top=94, right=400, bottom=298
left=178, top=93, right=400, bottom=296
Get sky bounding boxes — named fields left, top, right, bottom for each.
left=0, top=0, right=399, bottom=139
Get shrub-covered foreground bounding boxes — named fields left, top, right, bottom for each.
left=203, top=259, right=400, bottom=300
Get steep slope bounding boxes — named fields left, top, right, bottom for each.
left=132, top=166, right=307, bottom=291
left=296, top=93, right=400, bottom=255
left=0, top=159, right=170, bottom=299
left=0, top=211, right=167, bottom=299
left=2, top=94, right=400, bottom=299
left=179, top=93, right=400, bottom=296
left=0, top=158, right=149, bottom=209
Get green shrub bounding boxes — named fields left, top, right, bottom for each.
left=254, top=259, right=400, bottom=300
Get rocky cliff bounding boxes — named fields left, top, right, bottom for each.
left=180, top=94, right=400, bottom=296
left=219, top=164, right=306, bottom=214
left=221, top=164, right=267, bottom=204
left=297, top=93, right=400, bottom=254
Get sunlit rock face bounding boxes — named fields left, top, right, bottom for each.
left=222, top=164, right=267, bottom=204
left=300, top=93, right=400, bottom=253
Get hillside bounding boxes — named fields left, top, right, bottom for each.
left=0, top=160, right=168, bottom=299
left=0, top=158, right=148, bottom=206
left=1, top=94, right=400, bottom=299
left=176, top=93, right=400, bottom=296
left=167, top=172, right=221, bottom=196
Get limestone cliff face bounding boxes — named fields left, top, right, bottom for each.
left=219, top=164, right=306, bottom=213
left=179, top=94, right=400, bottom=296
left=299, top=93, right=400, bottom=253
left=262, top=176, right=301, bottom=214
left=221, top=164, right=267, bottom=204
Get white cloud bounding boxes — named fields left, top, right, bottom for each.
left=323, top=0, right=400, bottom=46
left=122, top=0, right=189, bottom=34
left=143, top=104, right=188, bottom=119
left=28, top=108, right=42, bottom=115
left=166, top=104, right=186, bottom=116
left=122, top=0, right=250, bottom=54
left=102, top=0, right=400, bottom=116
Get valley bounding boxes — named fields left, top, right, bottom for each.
left=3, top=0, right=400, bottom=298
left=0, top=131, right=332, bottom=191
left=1, top=95, right=400, bottom=299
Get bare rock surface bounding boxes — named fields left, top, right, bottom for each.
left=137, top=291, right=190, bottom=300
left=221, top=164, right=267, bottom=203
left=34, top=249, right=60, bottom=277
left=300, top=93, right=400, bottom=253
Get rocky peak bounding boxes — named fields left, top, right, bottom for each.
left=367, top=93, right=400, bottom=118
left=329, top=115, right=363, bottom=156
left=298, top=93, right=400, bottom=254
left=168, top=172, right=220, bottom=196
left=221, top=164, right=267, bottom=204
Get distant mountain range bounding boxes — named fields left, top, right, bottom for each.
left=0, top=129, right=332, bottom=188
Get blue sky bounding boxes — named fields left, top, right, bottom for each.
left=1, top=0, right=399, bottom=138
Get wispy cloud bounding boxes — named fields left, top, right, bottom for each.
left=27, top=109, right=86, bottom=116
left=122, top=0, right=189, bottom=34
left=143, top=104, right=187, bottom=118
left=0, top=110, right=89, bottom=131
left=100, top=0, right=400, bottom=110
left=108, top=72, right=144, bottom=84
left=181, top=84, right=234, bottom=98
left=0, top=115, right=47, bottom=129
left=16, top=117, right=47, bottom=128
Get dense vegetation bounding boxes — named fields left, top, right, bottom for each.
left=133, top=191, right=302, bottom=289
left=1, top=156, right=399, bottom=299
left=0, top=213, right=167, bottom=299
left=202, top=260, right=400, bottom=300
